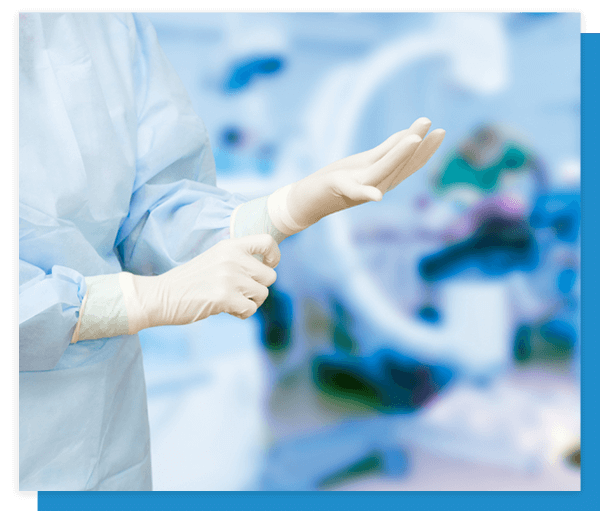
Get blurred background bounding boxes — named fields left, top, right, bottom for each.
left=139, top=12, right=580, bottom=491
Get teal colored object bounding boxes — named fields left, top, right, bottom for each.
left=540, top=320, right=577, bottom=352
left=436, top=145, right=529, bottom=193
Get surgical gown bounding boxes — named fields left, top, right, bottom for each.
left=19, top=13, right=245, bottom=490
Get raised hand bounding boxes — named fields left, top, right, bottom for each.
left=276, top=117, right=445, bottom=230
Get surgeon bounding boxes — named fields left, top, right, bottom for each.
left=19, top=13, right=445, bottom=490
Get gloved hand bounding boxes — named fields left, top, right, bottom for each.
left=268, top=117, right=445, bottom=234
left=119, top=234, right=280, bottom=334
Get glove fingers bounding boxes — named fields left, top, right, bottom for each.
left=365, top=134, right=421, bottom=187
left=366, top=129, right=407, bottom=162
left=406, top=117, right=432, bottom=139
left=244, top=257, right=278, bottom=287
left=377, top=140, right=425, bottom=193
left=227, top=293, right=260, bottom=320
left=389, top=128, right=445, bottom=190
left=365, top=118, right=431, bottom=163
left=237, top=234, right=281, bottom=268
left=381, top=117, right=433, bottom=188
left=241, top=278, right=270, bottom=307
left=214, top=262, right=272, bottom=319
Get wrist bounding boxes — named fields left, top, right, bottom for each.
left=268, top=183, right=312, bottom=235
left=231, top=194, right=289, bottom=244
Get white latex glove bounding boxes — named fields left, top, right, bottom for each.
left=268, top=117, right=445, bottom=233
left=121, top=234, right=280, bottom=333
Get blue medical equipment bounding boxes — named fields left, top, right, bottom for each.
left=312, top=348, right=453, bottom=414
left=509, top=191, right=580, bottom=365
left=255, top=284, right=294, bottom=353
left=529, top=193, right=580, bottom=243
left=513, top=319, right=577, bottom=364
left=419, top=215, right=538, bottom=281
left=223, top=55, right=285, bottom=92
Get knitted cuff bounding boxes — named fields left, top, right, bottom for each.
left=73, top=274, right=130, bottom=341
left=230, top=194, right=289, bottom=243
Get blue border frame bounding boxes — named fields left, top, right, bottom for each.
left=37, top=31, right=598, bottom=511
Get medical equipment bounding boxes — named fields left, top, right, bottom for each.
left=434, top=138, right=539, bottom=194
left=223, top=55, right=285, bottom=92
left=511, top=191, right=580, bottom=366
left=255, top=284, right=294, bottom=353
left=419, top=211, right=538, bottom=281
left=530, top=193, right=580, bottom=243
left=312, top=348, right=453, bottom=413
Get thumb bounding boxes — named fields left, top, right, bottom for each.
left=337, top=180, right=383, bottom=203
left=237, top=234, right=281, bottom=268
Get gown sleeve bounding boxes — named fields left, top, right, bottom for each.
left=19, top=259, right=87, bottom=371
left=115, top=14, right=247, bottom=276
left=19, top=14, right=246, bottom=370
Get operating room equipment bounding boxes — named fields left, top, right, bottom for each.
left=418, top=208, right=538, bottom=281
left=312, top=348, right=453, bottom=414
left=511, top=191, right=580, bottom=365
left=433, top=128, right=546, bottom=195
left=223, top=55, right=285, bottom=92
left=530, top=193, right=580, bottom=243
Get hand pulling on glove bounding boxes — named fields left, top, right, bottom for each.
left=120, top=234, right=280, bottom=333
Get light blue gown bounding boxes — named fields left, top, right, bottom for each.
left=19, top=13, right=245, bottom=490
